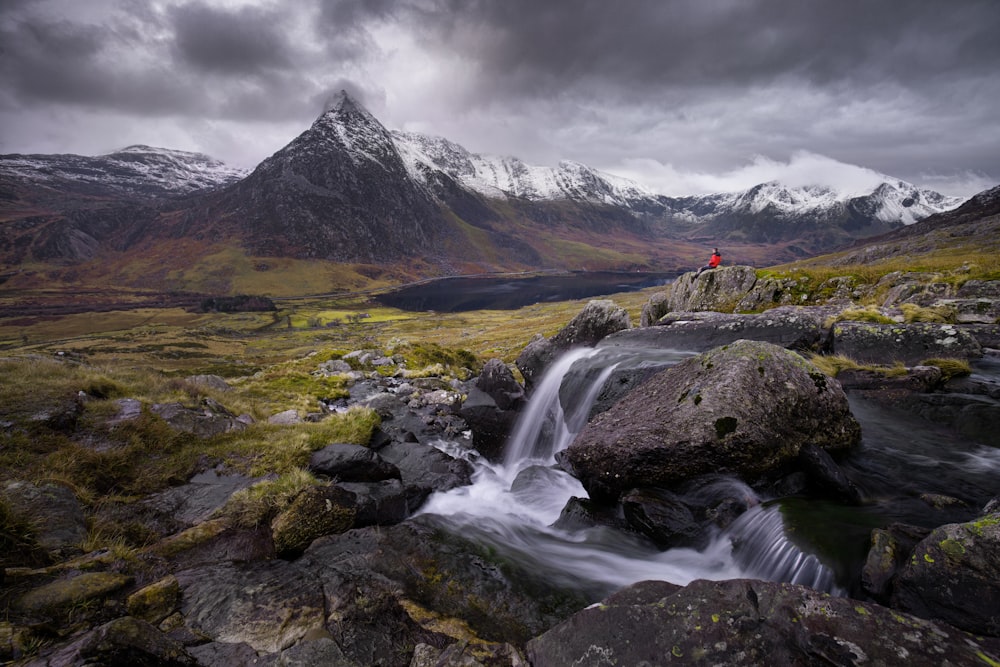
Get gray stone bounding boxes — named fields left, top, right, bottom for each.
left=609, top=306, right=833, bottom=353
left=661, top=265, right=759, bottom=313
left=892, top=511, right=1000, bottom=636
left=185, top=374, right=232, bottom=392
left=176, top=560, right=326, bottom=654
left=832, top=321, right=982, bottom=365
left=564, top=340, right=860, bottom=502
left=309, top=443, right=401, bottom=482
left=526, top=578, right=1000, bottom=667
left=268, top=409, right=302, bottom=425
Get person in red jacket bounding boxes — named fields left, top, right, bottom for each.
left=697, top=248, right=722, bottom=275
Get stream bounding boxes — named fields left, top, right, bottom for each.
left=417, top=345, right=1000, bottom=601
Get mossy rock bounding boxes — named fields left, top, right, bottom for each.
left=16, top=572, right=133, bottom=613
left=271, top=485, right=358, bottom=558
left=127, top=575, right=180, bottom=625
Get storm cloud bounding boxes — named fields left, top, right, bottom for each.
left=1, top=0, right=997, bottom=196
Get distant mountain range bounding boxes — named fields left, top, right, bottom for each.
left=0, top=91, right=979, bottom=294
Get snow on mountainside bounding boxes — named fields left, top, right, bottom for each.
left=0, top=145, right=247, bottom=198
left=392, top=130, right=663, bottom=207
left=390, top=129, right=962, bottom=226
left=671, top=179, right=964, bottom=226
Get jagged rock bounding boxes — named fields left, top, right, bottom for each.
left=525, top=578, right=1000, bottom=666
left=375, top=441, right=474, bottom=511
left=176, top=560, right=326, bottom=654
left=831, top=321, right=982, bottom=364
left=38, top=617, right=196, bottom=666
left=271, top=485, right=358, bottom=558
left=516, top=300, right=630, bottom=390
left=475, top=358, right=525, bottom=410
left=891, top=510, right=1000, bottom=636
left=126, top=575, right=180, bottom=625
left=1, top=481, right=87, bottom=560
left=609, top=306, right=833, bottom=353
left=660, top=265, right=759, bottom=313
left=309, top=443, right=401, bottom=482
left=564, top=340, right=860, bottom=502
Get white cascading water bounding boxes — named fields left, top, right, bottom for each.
left=417, top=345, right=844, bottom=597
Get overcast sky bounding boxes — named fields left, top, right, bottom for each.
left=2, top=0, right=998, bottom=197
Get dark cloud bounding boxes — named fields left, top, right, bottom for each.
left=168, top=2, right=294, bottom=75
left=0, top=0, right=997, bottom=195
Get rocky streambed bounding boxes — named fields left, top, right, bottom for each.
left=2, top=266, right=999, bottom=665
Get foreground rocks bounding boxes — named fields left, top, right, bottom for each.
left=564, top=340, right=861, bottom=502
left=527, top=578, right=1000, bottom=666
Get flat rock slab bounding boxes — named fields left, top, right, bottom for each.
left=176, top=560, right=325, bottom=654
left=832, top=321, right=982, bottom=364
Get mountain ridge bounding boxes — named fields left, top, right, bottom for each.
left=0, top=90, right=988, bottom=296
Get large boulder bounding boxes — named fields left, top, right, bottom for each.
left=526, top=578, right=1000, bottom=666
left=891, top=510, right=1000, bottom=636
left=610, top=306, right=833, bottom=353
left=516, top=299, right=630, bottom=390
left=656, top=265, right=759, bottom=314
left=563, top=340, right=861, bottom=502
left=270, top=484, right=358, bottom=558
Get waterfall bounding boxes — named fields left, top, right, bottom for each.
left=419, top=345, right=844, bottom=598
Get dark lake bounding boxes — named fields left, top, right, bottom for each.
left=374, top=271, right=679, bottom=312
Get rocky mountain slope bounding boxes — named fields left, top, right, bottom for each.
left=0, top=90, right=982, bottom=294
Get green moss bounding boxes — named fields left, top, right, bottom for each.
left=714, top=417, right=738, bottom=439
left=939, top=538, right=967, bottom=559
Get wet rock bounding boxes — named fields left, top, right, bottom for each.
left=526, top=578, right=1000, bottom=666
left=550, top=496, right=631, bottom=533
left=620, top=488, right=705, bottom=549
left=176, top=560, right=326, bottom=654
left=892, top=391, right=1000, bottom=447
left=271, top=484, right=358, bottom=558
left=832, top=321, right=982, bottom=365
left=337, top=479, right=409, bottom=526
left=302, top=517, right=591, bottom=649
left=796, top=442, right=862, bottom=504
left=564, top=340, right=861, bottom=502
left=376, top=441, right=474, bottom=511
left=891, top=510, right=1000, bottom=636
left=1, top=481, right=87, bottom=560
left=608, top=306, right=833, bottom=354
left=186, top=641, right=261, bottom=666
left=516, top=300, right=630, bottom=390
left=309, top=443, right=401, bottom=482
left=458, top=387, right=519, bottom=462
left=40, top=616, right=196, bottom=666
left=835, top=365, right=944, bottom=392
left=861, top=523, right=931, bottom=603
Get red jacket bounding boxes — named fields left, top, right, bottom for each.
left=708, top=252, right=722, bottom=268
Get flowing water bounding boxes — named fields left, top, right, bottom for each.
left=417, top=345, right=1000, bottom=601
